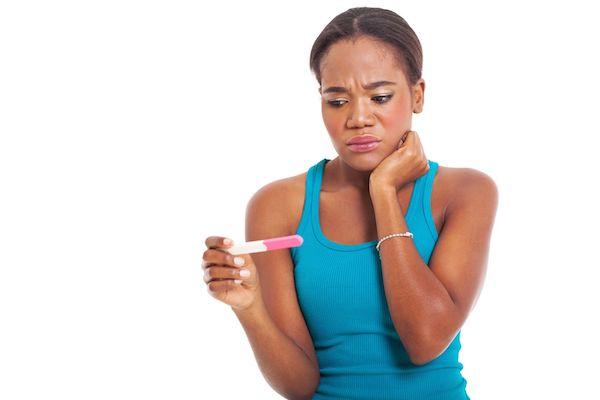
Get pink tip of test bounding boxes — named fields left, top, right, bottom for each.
left=223, top=234, right=304, bottom=255
left=263, top=235, right=303, bottom=251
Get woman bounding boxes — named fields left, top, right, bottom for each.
left=202, top=7, right=498, bottom=400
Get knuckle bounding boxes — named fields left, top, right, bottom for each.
left=206, top=281, right=216, bottom=292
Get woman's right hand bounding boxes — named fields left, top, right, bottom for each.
left=202, top=236, right=261, bottom=311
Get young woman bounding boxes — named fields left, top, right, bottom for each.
left=202, top=7, right=498, bottom=400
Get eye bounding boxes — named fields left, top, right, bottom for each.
left=372, top=94, right=393, bottom=103
left=326, top=95, right=393, bottom=108
left=327, top=99, right=347, bottom=108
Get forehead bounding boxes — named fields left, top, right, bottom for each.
left=320, top=36, right=407, bottom=85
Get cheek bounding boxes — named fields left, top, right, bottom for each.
left=321, top=106, right=346, bottom=137
left=379, top=99, right=412, bottom=128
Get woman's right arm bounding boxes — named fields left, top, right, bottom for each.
left=203, top=240, right=319, bottom=400
left=232, top=293, right=319, bottom=400
left=203, top=180, right=319, bottom=399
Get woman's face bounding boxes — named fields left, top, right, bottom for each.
left=319, top=36, right=424, bottom=171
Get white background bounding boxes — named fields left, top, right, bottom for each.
left=1, top=1, right=599, bottom=399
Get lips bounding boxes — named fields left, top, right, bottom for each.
left=347, top=141, right=381, bottom=153
left=346, top=135, right=382, bottom=145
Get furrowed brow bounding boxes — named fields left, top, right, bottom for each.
left=322, top=80, right=396, bottom=94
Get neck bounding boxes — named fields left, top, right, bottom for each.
left=325, top=157, right=375, bottom=193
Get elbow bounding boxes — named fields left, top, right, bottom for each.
left=406, top=334, right=446, bottom=366
left=399, top=315, right=460, bottom=366
left=294, top=381, right=319, bottom=400
left=409, top=350, right=437, bottom=366
left=284, top=366, right=320, bottom=400
left=288, top=384, right=319, bottom=400
left=291, top=391, right=317, bottom=400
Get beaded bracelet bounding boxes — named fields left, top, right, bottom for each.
left=376, top=232, right=414, bottom=252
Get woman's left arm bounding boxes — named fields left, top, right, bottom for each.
left=370, top=169, right=498, bottom=365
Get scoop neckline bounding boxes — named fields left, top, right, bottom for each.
left=311, top=158, right=421, bottom=252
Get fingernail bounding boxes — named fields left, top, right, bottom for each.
left=234, top=256, right=245, bottom=266
left=223, top=238, right=233, bottom=245
left=240, top=269, right=250, bottom=277
left=234, top=279, right=242, bottom=284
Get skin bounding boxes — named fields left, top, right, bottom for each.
left=203, top=35, right=499, bottom=370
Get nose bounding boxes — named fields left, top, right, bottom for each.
left=346, top=98, right=375, bottom=129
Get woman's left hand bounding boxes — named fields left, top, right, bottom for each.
left=369, top=130, right=430, bottom=192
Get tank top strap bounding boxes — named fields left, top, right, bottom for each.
left=421, top=160, right=440, bottom=240
left=310, top=158, right=329, bottom=219
left=292, top=158, right=328, bottom=250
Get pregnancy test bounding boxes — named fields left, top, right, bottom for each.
left=222, top=234, right=303, bottom=255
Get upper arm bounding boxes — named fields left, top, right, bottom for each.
left=428, top=169, right=499, bottom=331
left=245, top=179, right=319, bottom=369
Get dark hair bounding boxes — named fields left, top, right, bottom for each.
left=309, top=7, right=423, bottom=86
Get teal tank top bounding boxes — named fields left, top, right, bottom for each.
left=291, top=158, right=470, bottom=400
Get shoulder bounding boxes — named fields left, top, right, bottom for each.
left=436, top=164, right=498, bottom=217
left=245, top=172, right=307, bottom=237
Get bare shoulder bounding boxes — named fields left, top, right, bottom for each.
left=245, top=172, right=306, bottom=238
left=436, top=164, right=499, bottom=215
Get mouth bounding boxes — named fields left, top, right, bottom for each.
left=346, top=134, right=382, bottom=145
left=347, top=141, right=381, bottom=153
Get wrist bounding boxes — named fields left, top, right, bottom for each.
left=369, top=178, right=398, bottom=195
left=231, top=291, right=265, bottom=317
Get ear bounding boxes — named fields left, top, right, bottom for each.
left=412, top=78, right=425, bottom=113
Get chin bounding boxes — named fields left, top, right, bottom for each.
left=338, top=150, right=383, bottom=172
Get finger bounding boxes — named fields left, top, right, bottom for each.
left=202, top=248, right=242, bottom=268
left=205, top=236, right=235, bottom=249
left=201, top=259, right=218, bottom=270
left=207, top=279, right=243, bottom=294
left=204, top=265, right=245, bottom=284
left=406, top=131, right=425, bottom=152
left=409, top=132, right=425, bottom=155
left=397, top=136, right=405, bottom=148
left=397, top=130, right=414, bottom=149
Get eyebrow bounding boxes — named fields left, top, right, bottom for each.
left=321, top=80, right=397, bottom=94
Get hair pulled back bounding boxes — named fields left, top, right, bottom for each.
left=309, top=7, right=423, bottom=86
